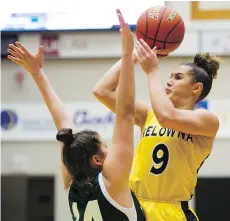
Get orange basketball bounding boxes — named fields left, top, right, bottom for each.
left=136, top=6, right=185, bottom=57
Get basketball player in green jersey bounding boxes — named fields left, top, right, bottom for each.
left=7, top=10, right=146, bottom=221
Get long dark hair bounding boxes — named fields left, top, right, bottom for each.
left=56, top=128, right=102, bottom=190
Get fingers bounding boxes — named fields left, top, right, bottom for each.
left=8, top=42, right=31, bottom=61
left=116, top=9, right=125, bottom=27
left=38, top=46, right=44, bottom=53
left=117, top=14, right=125, bottom=27
left=8, top=44, right=24, bottom=59
left=117, top=9, right=132, bottom=40
left=15, top=42, right=29, bottom=55
left=133, top=47, right=138, bottom=57
left=37, top=46, right=44, bottom=56
left=135, top=41, right=148, bottom=59
left=152, top=46, right=157, bottom=53
left=116, top=9, right=131, bottom=33
left=135, top=40, right=159, bottom=64
left=117, top=8, right=134, bottom=55
left=122, top=23, right=132, bottom=36
left=7, top=49, right=21, bottom=59
left=135, top=45, right=145, bottom=62
left=139, top=39, right=153, bottom=54
left=7, top=55, right=22, bottom=65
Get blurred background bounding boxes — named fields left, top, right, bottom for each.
left=1, top=1, right=230, bottom=221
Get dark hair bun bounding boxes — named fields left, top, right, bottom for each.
left=56, top=128, right=73, bottom=144
left=194, top=53, right=220, bottom=79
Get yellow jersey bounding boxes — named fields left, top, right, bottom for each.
left=130, top=110, right=214, bottom=202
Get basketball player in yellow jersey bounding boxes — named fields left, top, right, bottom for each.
left=93, top=20, right=220, bottom=221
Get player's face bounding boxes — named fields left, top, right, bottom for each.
left=165, top=65, right=195, bottom=105
left=91, top=137, right=109, bottom=168
left=100, top=140, right=109, bottom=159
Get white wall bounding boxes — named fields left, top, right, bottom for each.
left=2, top=56, right=230, bottom=103
left=1, top=56, right=230, bottom=220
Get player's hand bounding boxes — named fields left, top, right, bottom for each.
left=132, top=47, right=139, bottom=64
left=116, top=9, right=134, bottom=57
left=135, top=39, right=160, bottom=75
left=8, top=42, right=44, bottom=76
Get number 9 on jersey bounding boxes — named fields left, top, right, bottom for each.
left=150, top=143, right=169, bottom=175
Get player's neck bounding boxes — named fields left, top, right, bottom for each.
left=172, top=99, right=195, bottom=110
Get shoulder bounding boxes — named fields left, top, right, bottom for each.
left=195, top=108, right=219, bottom=125
left=193, top=108, right=219, bottom=137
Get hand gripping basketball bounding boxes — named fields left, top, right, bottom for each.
left=135, top=39, right=159, bottom=75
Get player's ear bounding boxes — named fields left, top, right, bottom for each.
left=92, top=154, right=103, bottom=167
left=192, top=82, right=203, bottom=96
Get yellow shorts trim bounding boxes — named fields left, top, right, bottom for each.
left=138, top=199, right=199, bottom=221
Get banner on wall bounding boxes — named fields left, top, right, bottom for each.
left=40, top=34, right=59, bottom=58
left=58, top=32, right=122, bottom=58
left=1, top=102, right=115, bottom=141
left=1, top=100, right=230, bottom=141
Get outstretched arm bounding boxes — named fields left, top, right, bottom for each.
left=93, top=49, right=149, bottom=129
left=102, top=10, right=136, bottom=187
left=8, top=42, right=73, bottom=190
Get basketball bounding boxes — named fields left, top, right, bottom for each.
left=136, top=6, right=185, bottom=57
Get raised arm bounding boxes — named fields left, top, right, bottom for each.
left=135, top=39, right=219, bottom=137
left=93, top=47, right=149, bottom=129
left=102, top=10, right=135, bottom=187
left=8, top=42, right=73, bottom=190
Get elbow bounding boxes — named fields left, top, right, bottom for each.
left=157, top=116, right=169, bottom=127
left=156, top=111, right=175, bottom=128
left=119, top=103, right=136, bottom=118
left=93, top=86, right=106, bottom=99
